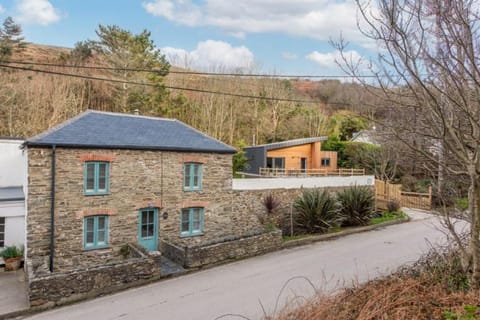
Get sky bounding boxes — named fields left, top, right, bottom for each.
left=0, top=0, right=377, bottom=75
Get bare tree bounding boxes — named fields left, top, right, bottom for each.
left=335, top=0, right=480, bottom=286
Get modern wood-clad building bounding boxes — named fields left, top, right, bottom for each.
left=243, top=137, right=338, bottom=175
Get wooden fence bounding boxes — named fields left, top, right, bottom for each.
left=259, top=168, right=365, bottom=177
left=375, top=179, right=432, bottom=211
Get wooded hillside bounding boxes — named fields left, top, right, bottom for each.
left=0, top=22, right=372, bottom=149
left=0, top=21, right=376, bottom=151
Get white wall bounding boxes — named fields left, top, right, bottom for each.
left=232, top=175, right=375, bottom=191
left=0, top=139, right=25, bottom=187
left=0, top=201, right=25, bottom=263
left=0, top=139, right=26, bottom=264
left=0, top=201, right=25, bottom=247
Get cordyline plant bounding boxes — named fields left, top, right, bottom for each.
left=293, top=189, right=344, bottom=233
left=259, top=193, right=281, bottom=227
left=338, top=185, right=375, bottom=227
left=333, top=0, right=480, bottom=287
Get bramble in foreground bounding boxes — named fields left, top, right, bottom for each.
left=275, top=245, right=480, bottom=320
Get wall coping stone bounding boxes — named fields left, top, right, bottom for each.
left=281, top=216, right=410, bottom=249
left=232, top=175, right=375, bottom=190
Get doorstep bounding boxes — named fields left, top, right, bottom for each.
left=159, top=256, right=187, bottom=278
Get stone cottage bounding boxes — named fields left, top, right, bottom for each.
left=24, top=110, right=280, bottom=306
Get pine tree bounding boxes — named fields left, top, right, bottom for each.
left=0, top=17, right=25, bottom=61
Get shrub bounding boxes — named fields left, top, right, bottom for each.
left=293, top=189, right=343, bottom=233
left=338, top=185, right=375, bottom=226
left=455, top=197, right=469, bottom=211
left=258, top=193, right=281, bottom=228
left=263, top=193, right=281, bottom=215
left=386, top=199, right=400, bottom=213
left=119, top=244, right=131, bottom=259
left=0, top=245, right=24, bottom=259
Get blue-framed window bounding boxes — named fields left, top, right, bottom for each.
left=181, top=207, right=204, bottom=237
left=84, top=215, right=108, bottom=249
left=184, top=163, right=202, bottom=191
left=84, top=161, right=109, bottom=195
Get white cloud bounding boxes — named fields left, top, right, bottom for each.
left=306, top=50, right=362, bottom=68
left=143, top=0, right=374, bottom=48
left=0, top=5, right=5, bottom=14
left=142, top=0, right=202, bottom=27
left=162, top=40, right=255, bottom=71
left=15, top=0, right=61, bottom=26
left=282, top=52, right=298, bottom=60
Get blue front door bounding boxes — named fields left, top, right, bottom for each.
left=138, top=208, right=158, bottom=251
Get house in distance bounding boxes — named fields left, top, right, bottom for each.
left=242, top=137, right=338, bottom=176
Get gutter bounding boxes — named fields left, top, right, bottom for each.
left=0, top=197, right=25, bottom=202
left=23, top=142, right=237, bottom=154
left=49, top=145, right=56, bottom=273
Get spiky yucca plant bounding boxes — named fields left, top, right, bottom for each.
left=338, top=185, right=375, bottom=226
left=293, top=189, right=343, bottom=233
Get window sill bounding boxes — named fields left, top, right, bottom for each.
left=183, top=188, right=202, bottom=192
left=83, top=245, right=109, bottom=251
left=180, top=232, right=204, bottom=238
left=84, top=192, right=110, bottom=196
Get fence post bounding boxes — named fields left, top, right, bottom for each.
left=290, top=203, right=294, bottom=237
left=428, top=186, right=432, bottom=209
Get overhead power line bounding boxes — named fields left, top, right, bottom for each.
left=0, top=63, right=351, bottom=106
left=3, top=59, right=375, bottom=79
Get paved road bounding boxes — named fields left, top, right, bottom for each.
left=22, top=210, right=465, bottom=320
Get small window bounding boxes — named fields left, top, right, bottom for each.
left=0, top=217, right=4, bottom=247
left=321, top=158, right=331, bottom=167
left=84, top=216, right=109, bottom=249
left=84, top=162, right=109, bottom=195
left=184, top=163, right=202, bottom=191
left=181, top=207, right=204, bottom=237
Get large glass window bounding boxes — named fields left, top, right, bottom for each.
left=266, top=157, right=285, bottom=169
left=84, top=162, right=109, bottom=195
left=181, top=208, right=204, bottom=237
left=84, top=216, right=108, bottom=249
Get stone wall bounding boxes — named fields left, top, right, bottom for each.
left=161, top=230, right=282, bottom=268
left=231, top=185, right=375, bottom=236
left=232, top=186, right=349, bottom=219
left=26, top=244, right=161, bottom=307
left=27, top=147, right=264, bottom=273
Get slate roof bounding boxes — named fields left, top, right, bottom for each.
left=25, top=110, right=236, bottom=154
left=244, top=136, right=327, bottom=151
left=0, top=187, right=24, bottom=202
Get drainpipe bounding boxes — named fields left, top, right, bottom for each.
left=49, top=145, right=56, bottom=273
